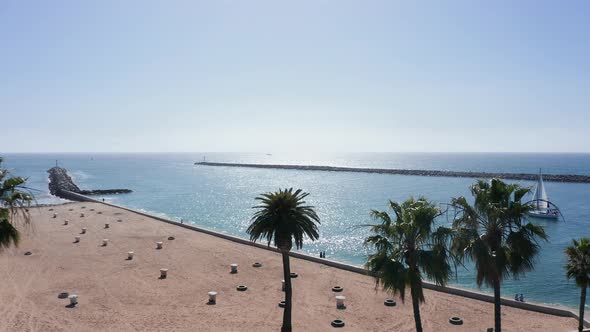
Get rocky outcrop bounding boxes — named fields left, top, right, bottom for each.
left=47, top=167, right=132, bottom=200
left=195, top=162, right=590, bottom=183
left=48, top=167, right=81, bottom=194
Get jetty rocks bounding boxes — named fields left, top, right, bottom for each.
left=48, top=167, right=132, bottom=200
left=195, top=162, right=590, bottom=183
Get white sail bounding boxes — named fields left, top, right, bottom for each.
left=531, top=170, right=549, bottom=211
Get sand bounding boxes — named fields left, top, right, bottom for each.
left=0, top=202, right=578, bottom=331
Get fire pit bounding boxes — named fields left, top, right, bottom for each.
left=449, top=317, right=463, bottom=325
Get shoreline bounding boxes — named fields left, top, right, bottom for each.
left=60, top=190, right=589, bottom=326
left=2, top=199, right=583, bottom=331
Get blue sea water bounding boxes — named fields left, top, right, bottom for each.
left=2, top=152, right=590, bottom=312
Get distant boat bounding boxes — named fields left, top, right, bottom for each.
left=528, top=169, right=560, bottom=219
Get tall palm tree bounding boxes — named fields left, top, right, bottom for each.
left=247, top=188, right=320, bottom=332
left=0, top=157, right=32, bottom=251
left=451, top=178, right=547, bottom=332
left=365, top=197, right=455, bottom=332
left=565, top=238, right=590, bottom=332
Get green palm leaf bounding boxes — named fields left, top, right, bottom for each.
left=0, top=157, right=32, bottom=251
left=364, top=197, right=455, bottom=332
left=247, top=188, right=320, bottom=332
left=565, top=238, right=590, bottom=332
left=450, top=178, right=546, bottom=332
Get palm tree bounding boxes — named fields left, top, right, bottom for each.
left=365, top=197, right=455, bottom=332
left=450, top=178, right=547, bottom=332
left=565, top=238, right=590, bottom=332
left=0, top=157, right=32, bottom=251
left=247, top=188, right=320, bottom=332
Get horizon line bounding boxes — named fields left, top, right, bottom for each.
left=2, top=151, right=590, bottom=155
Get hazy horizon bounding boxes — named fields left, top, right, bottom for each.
left=3, top=151, right=590, bottom=155
left=2, top=1, right=589, bottom=153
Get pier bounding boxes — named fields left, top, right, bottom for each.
left=195, top=162, right=590, bottom=183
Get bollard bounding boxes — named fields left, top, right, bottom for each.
left=81, top=228, right=87, bottom=234
left=336, top=295, right=346, bottom=309
left=64, top=220, right=69, bottom=225
left=102, top=239, right=109, bottom=246
left=68, top=294, right=78, bottom=305
left=282, top=280, right=285, bottom=291
left=208, top=291, right=217, bottom=304
left=230, top=263, right=238, bottom=274
left=104, top=223, right=109, bottom=229
left=160, top=268, right=168, bottom=279
left=128, top=251, right=134, bottom=260
left=80, top=213, right=84, bottom=218
left=74, top=236, right=80, bottom=243
left=156, top=242, right=163, bottom=249
left=53, top=213, right=57, bottom=218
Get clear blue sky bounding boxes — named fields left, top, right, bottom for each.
left=1, top=0, right=589, bottom=153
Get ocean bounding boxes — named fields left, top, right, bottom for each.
left=3, top=152, right=590, bottom=311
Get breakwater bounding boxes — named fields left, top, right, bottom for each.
left=195, top=162, right=590, bottom=183
left=47, top=167, right=132, bottom=200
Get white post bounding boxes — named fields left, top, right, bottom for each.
left=336, top=295, right=346, bottom=309
left=81, top=228, right=87, bottom=234
left=102, top=239, right=109, bottom=246
left=230, top=263, right=238, bottom=274
left=160, top=268, right=168, bottom=279
left=208, top=291, right=217, bottom=304
left=64, top=220, right=69, bottom=225
left=104, top=223, right=109, bottom=229
left=68, top=294, right=78, bottom=305
left=156, top=242, right=163, bottom=249
left=128, top=251, right=134, bottom=260
left=75, top=236, right=80, bottom=243
left=282, top=280, right=285, bottom=291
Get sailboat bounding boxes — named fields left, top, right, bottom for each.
left=527, top=169, right=559, bottom=219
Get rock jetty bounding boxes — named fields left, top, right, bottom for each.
left=195, top=162, right=590, bottom=183
left=48, top=167, right=132, bottom=200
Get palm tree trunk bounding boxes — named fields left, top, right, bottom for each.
left=493, top=278, right=501, bottom=332
left=281, top=250, right=293, bottom=332
left=578, top=285, right=587, bottom=332
left=410, top=285, right=423, bottom=332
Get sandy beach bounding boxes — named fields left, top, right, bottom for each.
left=0, top=202, right=579, bottom=331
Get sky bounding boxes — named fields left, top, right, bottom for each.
left=1, top=0, right=589, bottom=153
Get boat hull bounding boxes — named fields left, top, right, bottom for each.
left=527, top=211, right=559, bottom=219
